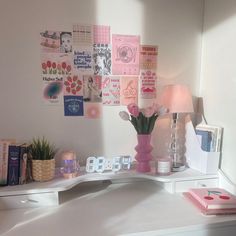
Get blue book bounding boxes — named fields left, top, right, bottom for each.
left=196, top=130, right=212, bottom=152
left=7, top=144, right=21, bottom=185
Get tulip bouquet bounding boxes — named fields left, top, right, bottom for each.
left=119, top=103, right=167, bottom=134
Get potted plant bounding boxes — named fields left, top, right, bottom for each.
left=29, top=137, right=56, bottom=182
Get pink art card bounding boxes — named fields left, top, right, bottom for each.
left=83, top=75, right=102, bottom=103
left=140, top=70, right=157, bottom=99
left=140, top=45, right=158, bottom=70
left=64, top=74, right=83, bottom=96
left=42, top=77, right=63, bottom=105
left=73, top=46, right=93, bottom=74
left=112, top=34, right=140, bottom=75
left=40, top=31, right=60, bottom=53
left=102, top=76, right=120, bottom=106
left=93, top=44, right=111, bottom=75
left=93, top=25, right=110, bottom=44
left=84, top=103, right=102, bottom=119
left=41, top=53, right=72, bottom=75
left=40, top=31, right=73, bottom=54
left=120, top=76, right=138, bottom=105
left=73, top=24, right=93, bottom=46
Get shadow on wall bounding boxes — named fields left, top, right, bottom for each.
left=204, top=0, right=236, bottom=33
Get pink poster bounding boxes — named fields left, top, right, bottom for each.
left=120, top=76, right=138, bottom=105
left=84, top=103, right=102, bottom=119
left=112, top=34, right=140, bottom=75
left=140, top=45, right=158, bottom=70
left=140, top=70, right=157, bottom=99
left=93, top=25, right=110, bottom=44
left=102, top=76, right=120, bottom=106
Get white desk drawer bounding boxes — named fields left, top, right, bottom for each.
left=0, top=192, right=59, bottom=210
left=175, top=178, right=218, bottom=192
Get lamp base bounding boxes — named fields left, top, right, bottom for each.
left=172, top=163, right=186, bottom=172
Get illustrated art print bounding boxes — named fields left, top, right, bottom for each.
left=120, top=76, right=138, bottom=105
left=41, top=53, right=72, bottom=75
left=64, top=74, right=83, bottom=96
left=93, top=44, right=111, bottom=75
left=83, top=75, right=102, bottom=103
left=112, top=34, right=140, bottom=75
left=40, top=30, right=61, bottom=53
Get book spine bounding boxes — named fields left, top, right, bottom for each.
left=196, top=130, right=212, bottom=152
left=7, top=145, right=21, bottom=185
left=19, top=145, right=28, bottom=185
left=0, top=142, right=3, bottom=184
left=0, top=141, right=11, bottom=186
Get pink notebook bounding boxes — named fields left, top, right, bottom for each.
left=184, top=188, right=236, bottom=215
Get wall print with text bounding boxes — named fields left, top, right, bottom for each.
left=73, top=47, right=93, bottom=74
left=140, top=45, right=158, bottom=70
left=140, top=70, right=157, bottom=99
left=43, top=79, right=63, bottom=105
left=102, top=76, right=120, bottom=106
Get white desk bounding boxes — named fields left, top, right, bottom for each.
left=1, top=181, right=236, bottom=236
left=0, top=168, right=219, bottom=210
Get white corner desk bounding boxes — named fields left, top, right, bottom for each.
left=1, top=168, right=236, bottom=236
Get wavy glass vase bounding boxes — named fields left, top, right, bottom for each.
left=135, top=134, right=153, bottom=172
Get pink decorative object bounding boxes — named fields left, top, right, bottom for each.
left=135, top=134, right=153, bottom=172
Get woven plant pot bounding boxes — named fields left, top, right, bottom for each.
left=32, top=159, right=55, bottom=182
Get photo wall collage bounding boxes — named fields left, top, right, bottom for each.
left=40, top=24, right=158, bottom=118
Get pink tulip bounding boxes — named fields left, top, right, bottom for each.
left=152, top=103, right=161, bottom=113
left=127, top=103, right=140, bottom=117
left=143, top=106, right=155, bottom=118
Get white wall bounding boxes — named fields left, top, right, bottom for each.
left=202, top=0, right=236, bottom=184
left=0, top=0, right=203, bottom=164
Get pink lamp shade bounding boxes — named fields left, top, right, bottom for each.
left=161, top=84, right=194, bottom=113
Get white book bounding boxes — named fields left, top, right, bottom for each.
left=196, top=124, right=223, bottom=152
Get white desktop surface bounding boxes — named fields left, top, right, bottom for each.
left=1, top=181, right=236, bottom=236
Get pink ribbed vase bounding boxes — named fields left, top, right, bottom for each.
left=135, top=134, right=153, bottom=172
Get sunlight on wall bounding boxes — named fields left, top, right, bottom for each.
left=201, top=5, right=236, bottom=184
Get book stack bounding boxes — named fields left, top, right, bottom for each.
left=0, top=140, right=32, bottom=186
left=195, top=124, right=223, bottom=152
left=184, top=188, right=236, bottom=215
